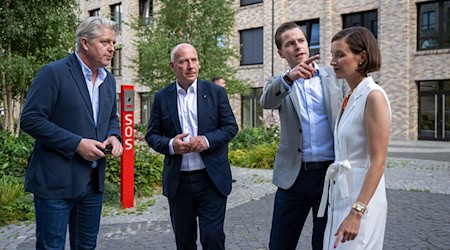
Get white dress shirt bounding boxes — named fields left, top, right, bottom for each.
left=169, top=80, right=206, bottom=171
left=282, top=63, right=334, bottom=162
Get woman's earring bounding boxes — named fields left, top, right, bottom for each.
left=359, top=61, right=362, bottom=66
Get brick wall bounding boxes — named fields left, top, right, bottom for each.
left=232, top=0, right=450, bottom=140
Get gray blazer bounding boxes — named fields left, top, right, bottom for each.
left=260, top=66, right=348, bottom=190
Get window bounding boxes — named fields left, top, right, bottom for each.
left=140, top=93, right=153, bottom=124
left=89, top=8, right=100, bottom=17
left=418, top=80, right=450, bottom=140
left=240, top=28, right=263, bottom=65
left=296, top=19, right=320, bottom=56
left=111, top=48, right=122, bottom=76
left=343, top=10, right=378, bottom=38
left=241, top=88, right=263, bottom=128
left=139, top=0, right=153, bottom=25
left=110, top=3, right=122, bottom=31
left=417, top=0, right=450, bottom=50
left=241, top=0, right=263, bottom=6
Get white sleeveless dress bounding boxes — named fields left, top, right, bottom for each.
left=319, top=76, right=390, bottom=250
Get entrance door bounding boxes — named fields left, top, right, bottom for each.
left=418, top=80, right=450, bottom=140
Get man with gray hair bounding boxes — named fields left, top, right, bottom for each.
left=21, top=16, right=123, bottom=249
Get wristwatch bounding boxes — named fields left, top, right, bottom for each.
left=352, top=202, right=366, bottom=214
left=283, top=71, right=294, bottom=85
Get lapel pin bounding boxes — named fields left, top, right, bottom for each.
left=203, top=95, right=207, bottom=99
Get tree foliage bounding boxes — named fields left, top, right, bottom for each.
left=133, top=0, right=248, bottom=95
left=0, top=0, right=78, bottom=134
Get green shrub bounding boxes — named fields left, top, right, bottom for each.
left=230, top=143, right=277, bottom=169
left=0, top=176, right=34, bottom=226
left=105, top=144, right=163, bottom=198
left=228, top=127, right=279, bottom=169
left=0, top=131, right=34, bottom=178
left=229, top=127, right=279, bottom=150
left=134, top=123, right=148, bottom=134
left=103, top=180, right=121, bottom=207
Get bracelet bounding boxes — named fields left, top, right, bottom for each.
left=352, top=202, right=367, bottom=214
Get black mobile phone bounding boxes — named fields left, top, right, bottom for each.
left=96, top=145, right=112, bottom=154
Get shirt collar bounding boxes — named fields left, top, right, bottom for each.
left=74, top=52, right=107, bottom=82
left=176, top=79, right=197, bottom=94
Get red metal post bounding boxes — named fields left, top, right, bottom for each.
left=120, top=85, right=135, bottom=208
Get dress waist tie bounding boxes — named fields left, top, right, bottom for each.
left=318, top=160, right=352, bottom=217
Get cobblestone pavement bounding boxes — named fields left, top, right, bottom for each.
left=1, top=140, right=450, bottom=250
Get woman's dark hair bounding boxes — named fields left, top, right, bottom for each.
left=332, top=26, right=381, bottom=74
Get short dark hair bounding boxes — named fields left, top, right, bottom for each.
left=211, top=76, right=223, bottom=82
left=274, top=22, right=306, bottom=50
left=331, top=26, right=381, bottom=74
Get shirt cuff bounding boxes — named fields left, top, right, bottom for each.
left=202, top=135, right=210, bottom=149
left=169, top=138, right=175, bottom=155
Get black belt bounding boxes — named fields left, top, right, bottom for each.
left=180, top=169, right=207, bottom=176
left=301, top=160, right=334, bottom=171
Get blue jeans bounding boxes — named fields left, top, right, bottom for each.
left=34, top=177, right=103, bottom=250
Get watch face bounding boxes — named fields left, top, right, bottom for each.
left=352, top=203, right=366, bottom=213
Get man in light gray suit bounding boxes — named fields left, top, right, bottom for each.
left=260, top=22, right=348, bottom=250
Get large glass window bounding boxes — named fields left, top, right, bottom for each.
left=417, top=0, right=450, bottom=50
left=241, top=0, right=263, bottom=7
left=296, top=19, right=320, bottom=56
left=110, top=3, right=122, bottom=31
left=111, top=48, right=122, bottom=76
left=418, top=80, right=450, bottom=140
left=139, top=0, right=153, bottom=25
left=241, top=88, right=263, bottom=128
left=343, top=10, right=378, bottom=38
left=240, top=28, right=263, bottom=65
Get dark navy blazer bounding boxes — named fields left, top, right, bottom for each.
left=20, top=53, right=121, bottom=199
left=145, top=80, right=238, bottom=199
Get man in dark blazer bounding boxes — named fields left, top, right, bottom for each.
left=260, top=22, right=348, bottom=250
left=20, top=16, right=123, bottom=249
left=146, top=43, right=238, bottom=250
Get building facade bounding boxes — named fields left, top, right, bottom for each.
left=234, top=0, right=450, bottom=141
left=77, top=0, right=450, bottom=141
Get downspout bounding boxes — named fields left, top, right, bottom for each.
left=271, top=0, right=275, bottom=76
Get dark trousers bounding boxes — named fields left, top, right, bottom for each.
left=34, top=173, right=103, bottom=250
left=269, top=164, right=329, bottom=250
left=168, top=169, right=227, bottom=250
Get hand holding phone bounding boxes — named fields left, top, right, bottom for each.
left=96, top=145, right=112, bottom=154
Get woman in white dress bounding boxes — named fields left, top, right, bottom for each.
left=318, top=26, right=391, bottom=249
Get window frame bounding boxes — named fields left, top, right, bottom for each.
left=342, top=9, right=378, bottom=39
left=239, top=27, right=264, bottom=66
left=89, top=8, right=100, bottom=17
left=140, top=92, right=153, bottom=124
left=139, top=0, right=153, bottom=25
left=417, top=0, right=450, bottom=51
left=241, top=87, right=263, bottom=129
left=111, top=48, right=122, bottom=77
left=240, top=0, right=263, bottom=7
left=296, top=19, right=320, bottom=57
left=417, top=80, right=450, bottom=140
left=110, top=3, right=122, bottom=31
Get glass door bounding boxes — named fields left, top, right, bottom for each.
left=418, top=80, right=450, bottom=140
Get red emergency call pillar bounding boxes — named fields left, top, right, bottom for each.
left=120, top=85, right=135, bottom=208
